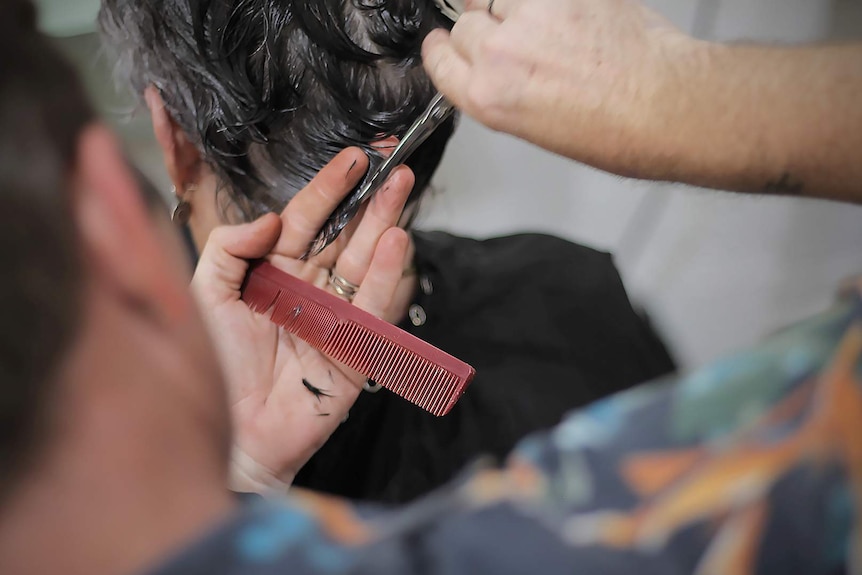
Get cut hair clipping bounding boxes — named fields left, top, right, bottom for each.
left=433, top=0, right=464, bottom=21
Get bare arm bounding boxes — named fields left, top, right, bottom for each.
left=422, top=0, right=862, bottom=202
left=655, top=42, right=862, bottom=201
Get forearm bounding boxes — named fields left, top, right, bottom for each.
left=648, top=41, right=862, bottom=201
left=424, top=2, right=862, bottom=202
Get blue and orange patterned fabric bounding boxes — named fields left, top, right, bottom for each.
left=150, top=290, right=862, bottom=575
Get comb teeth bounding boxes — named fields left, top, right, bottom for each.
left=323, top=321, right=467, bottom=416
left=240, top=261, right=474, bottom=416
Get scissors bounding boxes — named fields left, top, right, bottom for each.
left=303, top=92, right=456, bottom=259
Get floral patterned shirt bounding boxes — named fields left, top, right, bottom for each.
left=150, top=291, right=862, bottom=575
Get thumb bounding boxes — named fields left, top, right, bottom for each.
left=192, top=213, right=282, bottom=305
left=208, top=213, right=283, bottom=260
left=422, top=28, right=472, bottom=108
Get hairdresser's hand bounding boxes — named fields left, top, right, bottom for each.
left=192, top=148, right=414, bottom=494
left=422, top=0, right=699, bottom=180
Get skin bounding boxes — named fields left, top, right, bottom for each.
left=191, top=157, right=412, bottom=490
left=145, top=88, right=421, bottom=490
left=422, top=0, right=862, bottom=202
left=145, top=88, right=420, bottom=327
left=0, top=123, right=408, bottom=575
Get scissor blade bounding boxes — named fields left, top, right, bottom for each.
left=302, top=94, right=456, bottom=260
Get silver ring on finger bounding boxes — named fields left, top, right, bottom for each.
left=328, top=270, right=360, bottom=302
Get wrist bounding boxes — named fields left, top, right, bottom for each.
left=229, top=446, right=294, bottom=496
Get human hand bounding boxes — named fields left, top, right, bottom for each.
left=191, top=148, right=414, bottom=493
left=423, top=0, right=701, bottom=180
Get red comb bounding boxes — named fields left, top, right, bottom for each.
left=240, top=261, right=474, bottom=416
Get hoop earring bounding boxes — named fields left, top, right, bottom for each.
left=170, top=184, right=196, bottom=225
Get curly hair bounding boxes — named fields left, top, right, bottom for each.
left=99, top=0, right=457, bottom=220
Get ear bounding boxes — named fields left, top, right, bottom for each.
left=73, top=124, right=193, bottom=324
left=145, top=86, right=202, bottom=192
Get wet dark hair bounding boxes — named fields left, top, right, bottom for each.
left=99, top=0, right=457, bottom=221
left=0, top=0, right=94, bottom=497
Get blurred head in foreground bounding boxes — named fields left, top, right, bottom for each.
left=0, top=1, right=236, bottom=571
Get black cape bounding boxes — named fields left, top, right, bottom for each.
left=293, top=232, right=675, bottom=503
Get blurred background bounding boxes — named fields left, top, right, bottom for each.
left=41, top=0, right=862, bottom=370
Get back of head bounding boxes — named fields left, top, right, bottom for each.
left=0, top=0, right=93, bottom=497
left=99, top=0, right=456, bottom=220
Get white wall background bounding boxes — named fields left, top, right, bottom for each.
left=42, top=0, right=862, bottom=370
left=419, top=0, right=862, bottom=368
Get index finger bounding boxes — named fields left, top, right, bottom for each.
left=275, top=147, right=370, bottom=258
